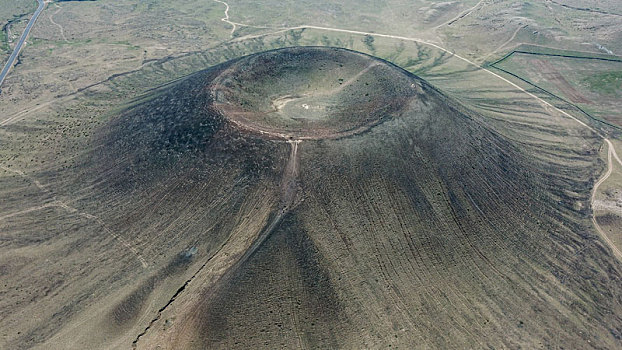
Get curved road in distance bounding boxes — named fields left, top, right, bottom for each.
left=0, top=0, right=45, bottom=92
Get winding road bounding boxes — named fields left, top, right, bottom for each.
left=591, top=139, right=622, bottom=261
left=0, top=0, right=45, bottom=91
left=213, top=0, right=237, bottom=37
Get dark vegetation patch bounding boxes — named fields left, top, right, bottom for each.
left=88, top=59, right=284, bottom=195
left=596, top=213, right=622, bottom=226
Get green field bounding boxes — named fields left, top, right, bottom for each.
left=494, top=50, right=622, bottom=128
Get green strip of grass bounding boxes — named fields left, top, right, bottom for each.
left=513, top=44, right=622, bottom=62
left=582, top=71, right=622, bottom=95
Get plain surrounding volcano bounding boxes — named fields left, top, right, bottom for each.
left=1, top=47, right=621, bottom=349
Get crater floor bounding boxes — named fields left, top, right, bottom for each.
left=211, top=47, right=418, bottom=139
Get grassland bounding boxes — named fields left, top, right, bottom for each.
left=583, top=70, right=622, bottom=95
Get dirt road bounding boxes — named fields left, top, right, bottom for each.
left=592, top=139, right=622, bottom=261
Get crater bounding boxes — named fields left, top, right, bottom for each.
left=210, top=46, right=418, bottom=140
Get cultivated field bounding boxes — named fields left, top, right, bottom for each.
left=493, top=46, right=622, bottom=127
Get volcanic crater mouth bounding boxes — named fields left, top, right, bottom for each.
left=211, top=46, right=417, bottom=140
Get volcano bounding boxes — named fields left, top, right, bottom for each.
left=5, top=47, right=621, bottom=349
